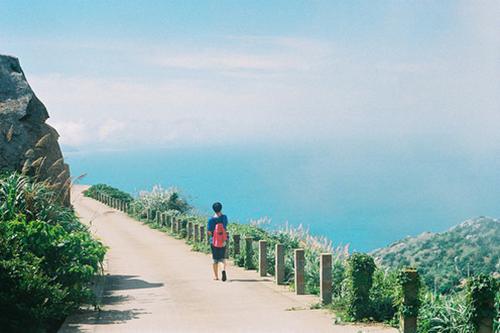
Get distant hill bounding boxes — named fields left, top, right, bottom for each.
left=371, top=217, right=500, bottom=293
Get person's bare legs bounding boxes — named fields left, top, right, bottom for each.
left=212, top=262, right=219, bottom=280
left=222, top=259, right=226, bottom=272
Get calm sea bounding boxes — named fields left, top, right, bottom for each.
left=66, top=143, right=500, bottom=252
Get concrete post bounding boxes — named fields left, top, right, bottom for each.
left=156, top=211, right=160, bottom=225
left=259, top=240, right=267, bottom=277
left=175, top=218, right=180, bottom=234
left=166, top=215, right=171, bottom=227
left=181, top=220, right=187, bottom=238
left=275, top=244, right=285, bottom=285
left=233, top=234, right=240, bottom=256
left=200, top=225, right=205, bottom=243
left=160, top=213, right=165, bottom=226
left=170, top=217, right=175, bottom=233
left=244, top=237, right=253, bottom=270
left=400, top=269, right=419, bottom=333
left=185, top=221, right=191, bottom=240
left=194, top=224, right=200, bottom=242
left=147, top=209, right=152, bottom=221
left=294, top=249, right=305, bottom=295
left=320, top=253, right=332, bottom=304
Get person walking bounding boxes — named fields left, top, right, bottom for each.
left=207, top=202, right=228, bottom=281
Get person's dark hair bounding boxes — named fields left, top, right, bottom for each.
left=212, top=202, right=222, bottom=213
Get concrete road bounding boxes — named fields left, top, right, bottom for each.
left=59, top=185, right=398, bottom=333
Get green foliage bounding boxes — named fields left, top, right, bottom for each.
left=370, top=268, right=398, bottom=322
left=417, top=292, right=473, bottom=333
left=84, top=183, right=133, bottom=203
left=466, top=274, right=498, bottom=330
left=346, top=253, right=376, bottom=320
left=0, top=173, right=106, bottom=331
left=372, top=217, right=500, bottom=293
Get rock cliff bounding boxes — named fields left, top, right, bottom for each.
left=0, top=54, right=70, bottom=204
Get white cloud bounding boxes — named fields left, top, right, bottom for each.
left=98, top=119, right=126, bottom=141
left=22, top=2, right=500, bottom=152
left=47, top=120, right=90, bottom=146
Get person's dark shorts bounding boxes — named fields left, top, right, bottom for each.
left=211, top=245, right=226, bottom=263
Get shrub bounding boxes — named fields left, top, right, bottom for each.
left=130, top=185, right=191, bottom=218
left=84, top=183, right=133, bottom=203
left=466, top=274, right=498, bottom=331
left=370, top=268, right=398, bottom=322
left=346, top=253, right=376, bottom=320
left=0, top=217, right=105, bottom=331
left=0, top=174, right=106, bottom=331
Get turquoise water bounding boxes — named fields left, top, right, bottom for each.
left=66, top=143, right=500, bottom=252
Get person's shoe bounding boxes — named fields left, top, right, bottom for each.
left=221, top=270, right=227, bottom=282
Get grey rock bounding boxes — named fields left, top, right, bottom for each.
left=0, top=54, right=70, bottom=204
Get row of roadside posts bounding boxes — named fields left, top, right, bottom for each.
left=94, top=193, right=337, bottom=302
left=94, top=192, right=487, bottom=333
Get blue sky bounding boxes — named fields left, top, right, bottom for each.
left=2, top=1, right=499, bottom=246
left=0, top=1, right=498, bottom=151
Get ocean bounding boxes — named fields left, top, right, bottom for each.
left=66, top=143, right=500, bottom=252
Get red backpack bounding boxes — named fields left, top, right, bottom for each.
left=212, top=222, right=227, bottom=248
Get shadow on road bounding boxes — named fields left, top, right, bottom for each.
left=106, top=274, right=164, bottom=291
left=228, top=278, right=272, bottom=283
left=58, top=275, right=163, bottom=332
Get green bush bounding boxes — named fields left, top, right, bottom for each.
left=370, top=268, right=398, bottom=322
left=0, top=217, right=105, bottom=331
left=84, top=183, right=133, bottom=203
left=466, top=274, right=498, bottom=331
left=0, top=174, right=106, bottom=332
left=346, top=253, right=376, bottom=320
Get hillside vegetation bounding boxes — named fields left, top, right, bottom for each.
left=0, top=173, right=106, bottom=332
left=371, top=217, right=499, bottom=293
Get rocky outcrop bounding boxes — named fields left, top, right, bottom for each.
left=0, top=55, right=70, bottom=204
